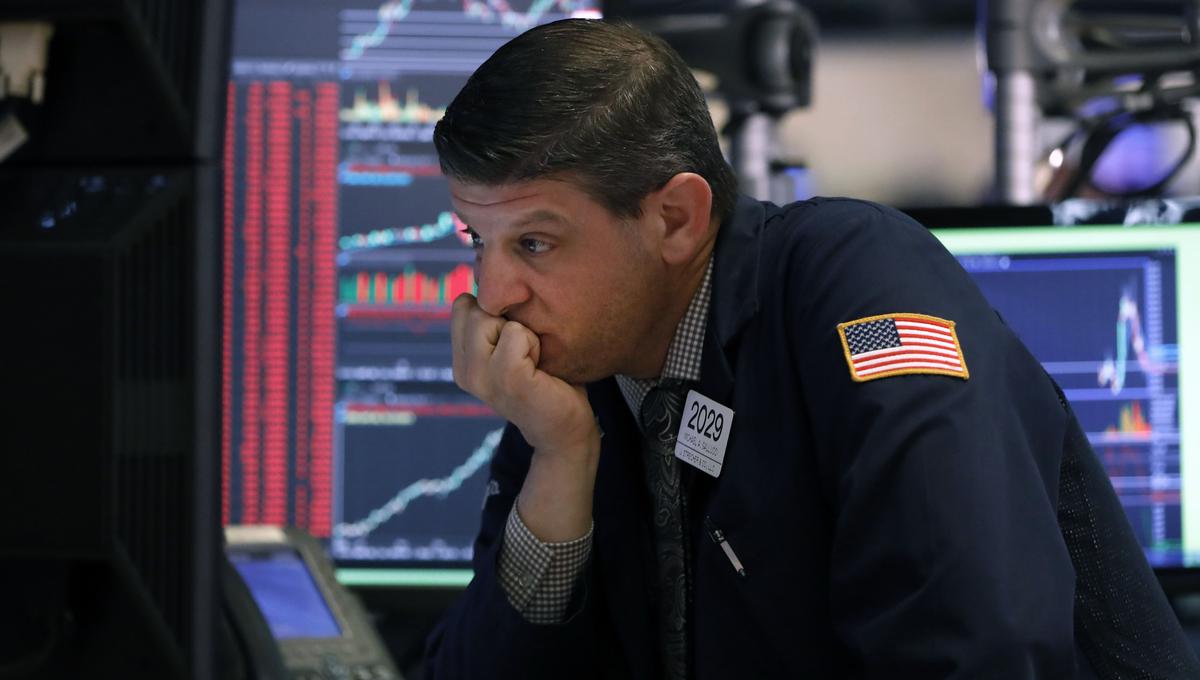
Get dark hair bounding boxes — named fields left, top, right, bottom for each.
left=434, top=19, right=738, bottom=224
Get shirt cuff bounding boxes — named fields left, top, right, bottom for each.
left=497, top=504, right=593, bottom=624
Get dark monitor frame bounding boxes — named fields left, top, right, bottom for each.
left=0, top=0, right=231, bottom=676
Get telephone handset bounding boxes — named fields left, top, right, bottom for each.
left=220, top=552, right=290, bottom=680
left=222, top=526, right=403, bottom=680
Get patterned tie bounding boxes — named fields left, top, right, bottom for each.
left=639, top=379, right=692, bottom=680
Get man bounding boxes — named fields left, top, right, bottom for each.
left=423, top=18, right=1198, bottom=679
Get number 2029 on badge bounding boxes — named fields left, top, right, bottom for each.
left=675, top=390, right=734, bottom=478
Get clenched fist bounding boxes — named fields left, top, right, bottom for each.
left=451, top=293, right=598, bottom=452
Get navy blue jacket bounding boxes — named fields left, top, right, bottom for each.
left=425, top=196, right=1194, bottom=678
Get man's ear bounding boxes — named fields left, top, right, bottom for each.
left=647, top=172, right=714, bottom=265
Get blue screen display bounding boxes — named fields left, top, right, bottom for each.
left=232, top=549, right=342, bottom=639
left=933, top=222, right=1200, bottom=568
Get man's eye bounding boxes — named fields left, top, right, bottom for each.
left=520, top=238, right=550, bottom=254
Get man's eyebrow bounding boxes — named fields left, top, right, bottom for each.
left=513, top=210, right=569, bottom=229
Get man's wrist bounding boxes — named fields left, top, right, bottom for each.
left=498, top=505, right=593, bottom=624
left=516, top=439, right=600, bottom=543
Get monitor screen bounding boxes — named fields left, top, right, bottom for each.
left=222, top=0, right=602, bottom=587
left=231, top=549, right=343, bottom=639
left=931, top=219, right=1200, bottom=568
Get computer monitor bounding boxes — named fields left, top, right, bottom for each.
left=0, top=1, right=229, bottom=676
left=910, top=200, right=1200, bottom=574
left=222, top=0, right=603, bottom=588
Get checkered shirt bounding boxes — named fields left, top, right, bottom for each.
left=498, top=507, right=594, bottom=623
left=498, top=258, right=713, bottom=624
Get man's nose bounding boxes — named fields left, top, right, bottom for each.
left=474, top=251, right=530, bottom=318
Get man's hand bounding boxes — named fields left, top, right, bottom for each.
left=451, top=293, right=597, bottom=452
left=451, top=293, right=600, bottom=542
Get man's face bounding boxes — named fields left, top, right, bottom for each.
left=448, top=177, right=670, bottom=384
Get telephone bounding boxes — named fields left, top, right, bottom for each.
left=222, top=525, right=403, bottom=680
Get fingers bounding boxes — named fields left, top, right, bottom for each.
left=452, top=293, right=494, bottom=395
left=493, top=321, right=539, bottom=379
left=451, top=292, right=525, bottom=401
left=448, top=310, right=595, bottom=453
left=452, top=293, right=503, bottom=350
left=450, top=293, right=475, bottom=357
left=486, top=322, right=541, bottom=408
left=450, top=294, right=476, bottom=392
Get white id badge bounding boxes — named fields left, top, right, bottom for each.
left=674, top=390, right=734, bottom=478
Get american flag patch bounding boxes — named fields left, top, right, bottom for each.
left=837, top=313, right=969, bottom=383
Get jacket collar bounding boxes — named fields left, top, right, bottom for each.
left=698, top=195, right=766, bottom=404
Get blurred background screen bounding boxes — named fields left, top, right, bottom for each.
left=920, top=207, right=1200, bottom=571
left=222, top=0, right=602, bottom=587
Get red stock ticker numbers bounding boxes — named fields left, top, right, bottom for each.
left=223, top=79, right=337, bottom=535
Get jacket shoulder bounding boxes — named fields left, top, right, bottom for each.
left=762, top=196, right=933, bottom=253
